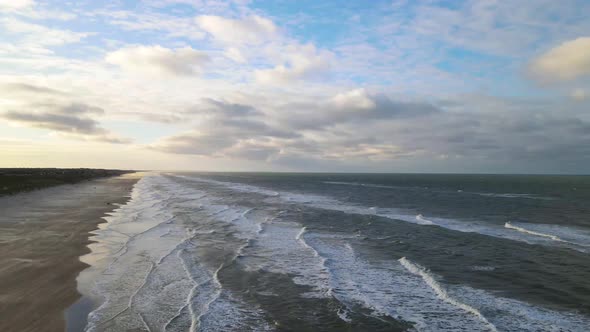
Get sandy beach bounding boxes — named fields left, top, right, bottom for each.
left=0, top=173, right=140, bottom=332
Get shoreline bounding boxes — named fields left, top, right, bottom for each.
left=0, top=173, right=141, bottom=332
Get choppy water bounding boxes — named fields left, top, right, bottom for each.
left=76, top=173, right=590, bottom=331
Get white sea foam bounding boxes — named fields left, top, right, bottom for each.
left=323, top=181, right=401, bottom=190
left=505, top=222, right=563, bottom=242
left=415, top=214, right=435, bottom=225
left=79, top=174, right=271, bottom=331
left=324, top=180, right=554, bottom=200
left=398, top=257, right=498, bottom=331
left=336, top=307, right=352, bottom=323
left=303, top=231, right=590, bottom=331
left=175, top=175, right=280, bottom=197
left=303, top=232, right=494, bottom=331
left=295, top=226, right=307, bottom=240
left=162, top=177, right=335, bottom=299
left=80, top=174, right=590, bottom=331
left=177, top=175, right=590, bottom=252
left=474, top=192, right=553, bottom=200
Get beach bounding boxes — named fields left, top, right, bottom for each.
left=0, top=173, right=140, bottom=332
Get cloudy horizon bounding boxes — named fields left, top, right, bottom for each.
left=1, top=0, right=590, bottom=174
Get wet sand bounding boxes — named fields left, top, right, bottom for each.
left=0, top=173, right=141, bottom=332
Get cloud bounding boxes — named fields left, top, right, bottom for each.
left=529, top=37, right=590, bottom=82
left=3, top=105, right=103, bottom=134
left=1, top=102, right=130, bottom=143
left=0, top=0, right=34, bottom=11
left=1, top=83, right=67, bottom=96
left=150, top=98, right=296, bottom=158
left=224, top=47, right=246, bottom=63
left=3, top=1, right=590, bottom=172
left=255, top=43, right=331, bottom=84
left=196, top=15, right=277, bottom=45
left=145, top=90, right=590, bottom=173
left=0, top=83, right=130, bottom=143
left=278, top=89, right=440, bottom=130
left=106, top=45, right=209, bottom=76
left=0, top=17, right=89, bottom=52
left=331, top=89, right=376, bottom=109
left=149, top=132, right=234, bottom=155
left=104, top=11, right=205, bottom=40
left=149, top=91, right=443, bottom=161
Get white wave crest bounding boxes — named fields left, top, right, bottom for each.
left=176, top=175, right=590, bottom=252
left=504, top=222, right=563, bottom=242
left=398, top=257, right=498, bottom=332
left=415, top=214, right=435, bottom=225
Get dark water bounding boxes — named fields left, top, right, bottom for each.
left=77, top=173, right=590, bottom=331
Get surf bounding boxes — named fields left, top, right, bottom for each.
left=504, top=222, right=564, bottom=242
left=176, top=175, right=590, bottom=253
left=399, top=257, right=497, bottom=331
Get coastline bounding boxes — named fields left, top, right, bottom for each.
left=0, top=168, right=134, bottom=197
left=0, top=173, right=141, bottom=332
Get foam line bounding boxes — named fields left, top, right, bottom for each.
left=175, top=175, right=590, bottom=252
left=98, top=261, right=156, bottom=328
left=177, top=249, right=199, bottom=332
left=415, top=214, right=435, bottom=225
left=398, top=257, right=497, bottom=332
left=295, top=226, right=307, bottom=240
left=505, top=222, right=564, bottom=242
left=195, top=263, right=224, bottom=329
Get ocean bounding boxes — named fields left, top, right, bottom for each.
left=74, top=172, right=590, bottom=331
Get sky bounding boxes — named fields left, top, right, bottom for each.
left=1, top=0, right=589, bottom=173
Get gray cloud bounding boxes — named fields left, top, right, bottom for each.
left=3, top=109, right=104, bottom=134
left=0, top=90, right=130, bottom=143
left=150, top=98, right=298, bottom=158
left=149, top=92, right=590, bottom=173
left=277, top=90, right=441, bottom=130
left=1, top=83, right=67, bottom=96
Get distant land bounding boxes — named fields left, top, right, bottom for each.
left=0, top=168, right=135, bottom=196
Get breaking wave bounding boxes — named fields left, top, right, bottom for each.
left=398, top=257, right=498, bottom=331
left=505, top=222, right=563, bottom=242
left=177, top=175, right=590, bottom=252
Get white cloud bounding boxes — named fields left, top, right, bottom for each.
left=196, top=15, right=277, bottom=45
left=106, top=45, right=209, bottom=76
left=529, top=37, right=590, bottom=82
left=0, top=17, right=89, bottom=49
left=0, top=0, right=33, bottom=11
left=224, top=47, right=246, bottom=63
left=255, top=43, right=331, bottom=84
left=331, top=89, right=376, bottom=109
left=105, top=11, right=205, bottom=40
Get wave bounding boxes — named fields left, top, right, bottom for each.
left=398, top=257, right=498, bottom=331
left=176, top=175, right=590, bottom=252
left=298, top=230, right=590, bottom=331
left=323, top=181, right=401, bottom=190
left=474, top=192, right=554, bottom=200
left=164, top=175, right=335, bottom=299
left=304, top=233, right=499, bottom=331
left=81, top=174, right=590, bottom=331
left=324, top=180, right=554, bottom=200
left=80, top=175, right=273, bottom=331
left=415, top=214, right=435, bottom=225
left=175, top=175, right=280, bottom=197
left=295, top=226, right=307, bottom=240
left=504, top=222, right=563, bottom=242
